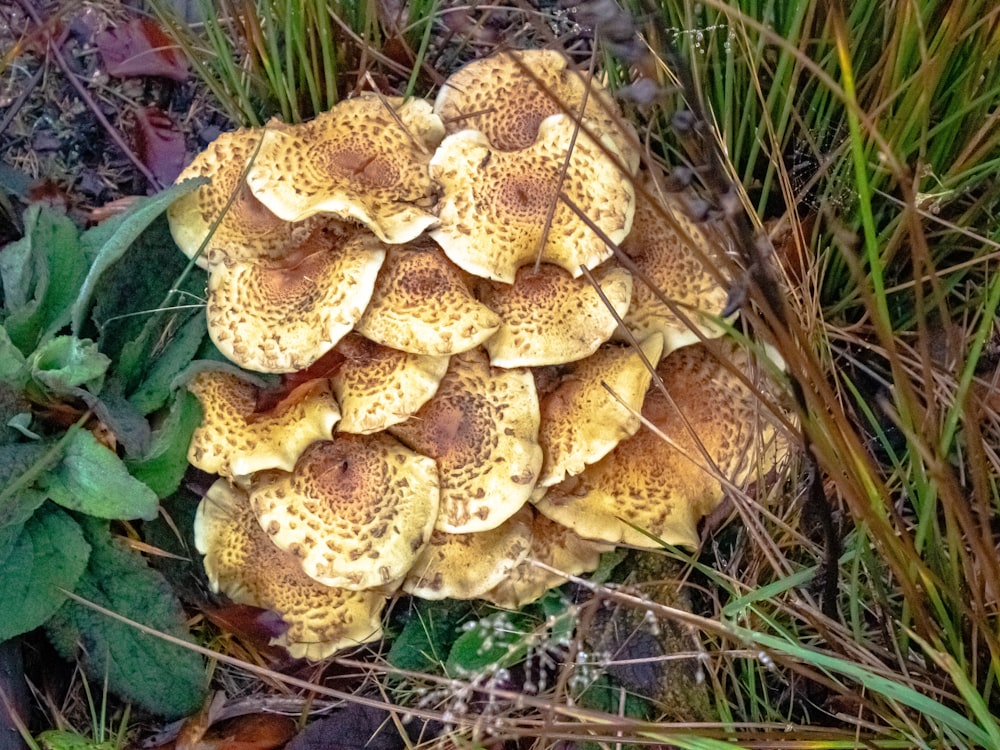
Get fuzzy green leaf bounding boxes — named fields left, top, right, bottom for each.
left=387, top=599, right=471, bottom=674
left=44, top=519, right=206, bottom=718
left=444, top=611, right=532, bottom=677
left=26, top=336, right=110, bottom=399
left=0, top=324, right=26, bottom=386
left=71, top=180, right=203, bottom=336
left=41, top=428, right=159, bottom=520
left=0, top=505, right=90, bottom=640
left=0, top=205, right=88, bottom=353
left=129, top=310, right=207, bottom=415
left=126, top=390, right=202, bottom=498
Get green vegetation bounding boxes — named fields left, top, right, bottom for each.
left=3, top=0, right=1000, bottom=746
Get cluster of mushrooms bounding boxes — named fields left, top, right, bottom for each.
left=168, top=50, right=789, bottom=660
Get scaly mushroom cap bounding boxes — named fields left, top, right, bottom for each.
left=251, top=433, right=440, bottom=590
left=535, top=333, right=664, bottom=489
left=430, top=114, right=635, bottom=283
left=187, top=370, right=340, bottom=483
left=195, top=479, right=385, bottom=660
left=481, top=510, right=611, bottom=609
left=434, top=49, right=639, bottom=174
left=354, top=243, right=501, bottom=355
left=246, top=95, right=445, bottom=244
left=168, top=128, right=314, bottom=270
left=388, top=348, right=542, bottom=534
left=207, top=226, right=386, bottom=373
left=617, top=181, right=729, bottom=352
left=330, top=333, right=449, bottom=434
left=534, top=340, right=789, bottom=548
left=478, top=262, right=633, bottom=367
left=403, top=505, right=533, bottom=600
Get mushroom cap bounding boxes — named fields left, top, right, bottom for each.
left=434, top=49, right=639, bottom=173
left=533, top=340, right=789, bottom=548
left=354, top=243, right=501, bottom=355
left=207, top=226, right=386, bottom=373
left=246, top=95, right=445, bottom=244
left=168, top=128, right=313, bottom=270
left=430, top=114, right=636, bottom=283
left=481, top=510, right=611, bottom=609
left=617, top=180, right=729, bottom=352
left=251, top=433, right=440, bottom=590
left=187, top=370, right=341, bottom=483
left=194, top=479, right=385, bottom=660
left=402, top=505, right=533, bottom=600
left=478, top=262, right=633, bottom=367
left=535, top=333, right=664, bottom=489
left=388, top=348, right=542, bottom=534
left=330, top=333, right=450, bottom=434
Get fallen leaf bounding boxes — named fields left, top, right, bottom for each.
left=96, top=17, right=188, bottom=81
left=131, top=106, right=188, bottom=186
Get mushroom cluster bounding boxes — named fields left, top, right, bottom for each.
left=171, top=50, right=788, bottom=659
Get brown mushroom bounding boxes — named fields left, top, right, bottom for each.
left=477, top=262, right=633, bottom=367
left=481, top=510, right=611, bottom=609
left=354, top=243, right=501, bottom=355
left=250, top=433, right=440, bottom=590
left=434, top=49, right=640, bottom=173
left=246, top=95, right=444, bottom=244
left=617, top=176, right=730, bottom=352
left=388, top=348, right=542, bottom=534
left=403, top=505, right=534, bottom=600
left=195, top=479, right=385, bottom=660
left=206, top=225, right=386, bottom=373
left=186, top=370, right=340, bottom=484
left=430, top=114, right=635, bottom=283
left=535, top=333, right=664, bottom=489
left=533, top=339, right=790, bottom=547
left=329, top=333, right=449, bottom=434
left=168, top=128, right=314, bottom=270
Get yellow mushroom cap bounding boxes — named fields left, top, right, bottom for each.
left=168, top=128, right=316, bottom=270
left=434, top=49, right=639, bottom=174
left=251, top=433, right=440, bottom=590
left=354, top=243, right=501, bottom=355
left=617, top=180, right=729, bottom=352
left=388, top=348, right=542, bottom=534
left=207, top=226, right=386, bottom=373
left=246, top=95, right=445, bottom=244
left=533, top=340, right=789, bottom=548
left=430, top=113, right=635, bottom=283
left=535, top=333, right=664, bottom=489
left=329, top=332, right=449, bottom=434
left=403, top=505, right=533, bottom=600
left=195, top=479, right=385, bottom=660
left=478, top=262, right=633, bottom=367
left=187, top=370, right=340, bottom=483
left=481, top=510, right=611, bottom=609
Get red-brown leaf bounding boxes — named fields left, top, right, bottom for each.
left=97, top=17, right=188, bottom=81
left=131, top=106, right=187, bottom=186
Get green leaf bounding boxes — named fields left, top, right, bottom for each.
left=126, top=390, right=202, bottom=498
left=0, top=505, right=90, bottom=640
left=0, top=205, right=88, bottom=353
left=26, top=336, right=110, bottom=400
left=71, top=180, right=204, bottom=336
left=45, top=519, right=206, bottom=718
left=0, top=324, right=26, bottom=386
left=0, top=441, right=59, bottom=515
left=37, top=729, right=117, bottom=750
left=41, top=428, right=159, bottom=521
left=387, top=598, right=472, bottom=674
left=445, top=610, right=533, bottom=677
left=129, top=310, right=207, bottom=415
